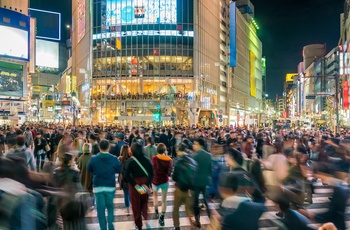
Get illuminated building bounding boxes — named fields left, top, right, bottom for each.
left=69, top=0, right=262, bottom=126
left=0, top=1, right=34, bottom=125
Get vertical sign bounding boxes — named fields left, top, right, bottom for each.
left=66, top=75, right=71, bottom=94
left=77, top=0, right=86, bottom=43
left=344, top=80, right=349, bottom=109
left=229, top=1, right=237, bottom=67
left=249, top=51, right=256, bottom=97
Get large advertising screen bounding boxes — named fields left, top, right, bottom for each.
left=0, top=62, right=23, bottom=97
left=29, top=8, right=61, bottom=41
left=36, top=39, right=59, bottom=68
left=0, top=25, right=29, bottom=60
left=104, top=0, right=177, bottom=28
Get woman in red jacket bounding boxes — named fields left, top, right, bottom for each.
left=152, top=143, right=173, bottom=226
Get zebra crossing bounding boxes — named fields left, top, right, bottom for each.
left=86, top=179, right=349, bottom=230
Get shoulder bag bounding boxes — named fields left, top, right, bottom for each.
left=131, top=156, right=151, bottom=194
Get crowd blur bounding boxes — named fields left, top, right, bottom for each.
left=0, top=122, right=349, bottom=230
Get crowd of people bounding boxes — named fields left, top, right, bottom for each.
left=0, top=123, right=349, bottom=230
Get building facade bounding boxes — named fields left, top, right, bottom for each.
left=69, top=0, right=262, bottom=126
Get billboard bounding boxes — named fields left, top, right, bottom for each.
left=0, top=61, right=23, bottom=97
left=104, top=0, right=177, bottom=29
left=0, top=8, right=30, bottom=61
left=229, top=1, right=236, bottom=67
left=36, top=39, right=59, bottom=68
left=29, top=8, right=61, bottom=41
left=78, top=0, right=86, bottom=43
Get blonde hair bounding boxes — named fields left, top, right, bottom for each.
left=83, top=143, right=92, bottom=153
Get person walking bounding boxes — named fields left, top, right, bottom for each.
left=144, top=136, right=157, bottom=160
left=87, top=139, right=121, bottom=230
left=192, top=138, right=212, bottom=227
left=6, top=135, right=35, bottom=171
left=73, top=130, right=87, bottom=158
left=34, top=132, right=48, bottom=172
left=118, top=144, right=131, bottom=215
left=77, top=143, right=93, bottom=206
left=151, top=143, right=173, bottom=226
left=125, top=143, right=153, bottom=230
left=172, top=143, right=198, bottom=230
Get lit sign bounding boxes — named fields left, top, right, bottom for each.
left=93, top=30, right=194, bottom=40
left=229, top=1, right=236, bottom=67
left=104, top=0, right=177, bottom=28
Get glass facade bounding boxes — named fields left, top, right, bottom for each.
left=91, top=0, right=196, bottom=124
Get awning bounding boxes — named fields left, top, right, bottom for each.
left=317, top=120, right=326, bottom=124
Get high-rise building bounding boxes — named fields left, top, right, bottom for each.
left=0, top=0, right=34, bottom=125
left=68, top=0, right=262, bottom=126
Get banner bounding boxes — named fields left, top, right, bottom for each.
left=344, top=81, right=349, bottom=110
left=249, top=51, right=256, bottom=97
left=229, top=2, right=236, bottom=67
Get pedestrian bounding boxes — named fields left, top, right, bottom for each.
left=118, top=144, right=131, bottom=215
left=88, top=133, right=100, bottom=155
left=23, top=127, right=34, bottom=149
left=73, top=130, right=87, bottom=158
left=125, top=142, right=153, bottom=230
left=34, top=132, right=48, bottom=172
left=77, top=143, right=93, bottom=205
left=151, top=143, right=173, bottom=226
left=6, top=135, right=35, bottom=171
left=110, top=133, right=126, bottom=157
left=192, top=138, right=212, bottom=227
left=87, top=139, right=121, bottom=230
left=144, top=136, right=157, bottom=160
left=172, top=143, right=198, bottom=230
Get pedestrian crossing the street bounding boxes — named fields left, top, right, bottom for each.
left=86, top=179, right=349, bottom=230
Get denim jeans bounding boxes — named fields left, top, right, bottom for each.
left=122, top=188, right=130, bottom=207
left=36, top=152, right=46, bottom=170
left=95, top=191, right=115, bottom=230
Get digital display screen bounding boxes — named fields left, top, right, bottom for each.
left=0, top=25, right=29, bottom=60
left=36, top=39, right=59, bottom=68
left=0, top=62, right=23, bottom=97
left=29, top=8, right=61, bottom=41
left=104, top=0, right=177, bottom=28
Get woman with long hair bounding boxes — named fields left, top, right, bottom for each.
left=118, top=144, right=131, bottom=215
left=125, top=143, right=154, bottom=230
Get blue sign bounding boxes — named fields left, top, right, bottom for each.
left=229, top=2, right=237, bottom=67
left=219, top=119, right=223, bottom=123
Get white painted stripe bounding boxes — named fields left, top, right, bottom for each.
left=87, top=216, right=211, bottom=230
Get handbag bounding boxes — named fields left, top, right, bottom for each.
left=45, top=144, right=51, bottom=152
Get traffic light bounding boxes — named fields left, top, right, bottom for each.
left=154, top=109, right=161, bottom=121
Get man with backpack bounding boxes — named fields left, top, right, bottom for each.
left=172, top=143, right=198, bottom=230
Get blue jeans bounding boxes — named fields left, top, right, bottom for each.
left=123, top=188, right=130, bottom=208
left=36, top=152, right=46, bottom=170
left=95, top=191, right=115, bottom=230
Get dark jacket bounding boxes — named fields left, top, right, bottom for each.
left=172, top=154, right=198, bottom=191
left=125, top=156, right=153, bottom=187
left=151, top=154, right=173, bottom=185
left=192, top=149, right=212, bottom=187
left=110, top=140, right=126, bottom=157
left=221, top=201, right=265, bottom=230
left=87, top=152, right=121, bottom=188
left=77, top=152, right=93, bottom=193
left=34, top=138, right=47, bottom=156
left=159, top=133, right=170, bottom=148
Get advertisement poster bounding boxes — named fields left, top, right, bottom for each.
left=0, top=62, right=23, bottom=97
left=78, top=0, right=86, bottom=43
left=104, top=0, right=176, bottom=30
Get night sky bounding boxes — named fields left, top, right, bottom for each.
left=30, top=0, right=344, bottom=99
left=252, top=0, right=344, bottom=99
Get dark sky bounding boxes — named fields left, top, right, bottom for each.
left=252, top=0, right=344, bottom=99
left=30, top=0, right=344, bottom=99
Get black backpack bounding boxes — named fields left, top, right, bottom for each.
left=179, top=156, right=197, bottom=190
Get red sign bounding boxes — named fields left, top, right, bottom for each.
left=344, top=81, right=349, bottom=110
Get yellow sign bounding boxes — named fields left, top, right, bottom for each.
left=286, top=73, right=298, bottom=82
left=43, top=100, right=55, bottom=107
left=66, top=75, right=71, bottom=93
left=249, top=51, right=256, bottom=98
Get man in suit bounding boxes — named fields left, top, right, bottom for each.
left=192, top=138, right=212, bottom=227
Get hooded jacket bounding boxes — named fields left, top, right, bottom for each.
left=151, top=154, right=173, bottom=185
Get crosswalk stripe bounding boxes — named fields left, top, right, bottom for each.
left=86, top=177, right=348, bottom=229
